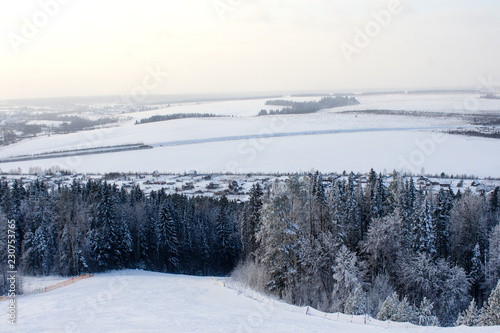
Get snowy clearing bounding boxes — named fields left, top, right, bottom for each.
left=1, top=270, right=497, bottom=333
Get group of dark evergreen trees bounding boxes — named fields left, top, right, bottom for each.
left=0, top=179, right=241, bottom=291
left=258, top=96, right=360, bottom=116
left=237, top=170, right=500, bottom=327
left=0, top=169, right=499, bottom=327
left=136, top=113, right=221, bottom=124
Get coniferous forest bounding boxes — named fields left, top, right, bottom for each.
left=1, top=170, right=500, bottom=327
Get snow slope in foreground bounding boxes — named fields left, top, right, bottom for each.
left=0, top=270, right=497, bottom=333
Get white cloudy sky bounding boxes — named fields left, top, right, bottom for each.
left=0, top=0, right=499, bottom=99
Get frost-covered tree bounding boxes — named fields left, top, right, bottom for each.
left=156, top=206, right=179, bottom=272
left=488, top=187, right=499, bottom=230
left=470, top=243, right=485, bottom=303
left=377, top=293, right=416, bottom=323
left=343, top=174, right=362, bottom=251
left=433, top=188, right=453, bottom=258
left=377, top=292, right=399, bottom=321
left=386, top=170, right=403, bottom=212
left=34, top=218, right=56, bottom=276
left=344, top=286, right=367, bottom=315
left=298, top=231, right=339, bottom=310
left=88, top=183, right=123, bottom=271
left=258, top=180, right=303, bottom=300
left=118, top=211, right=133, bottom=269
left=455, top=299, right=479, bottom=327
left=366, top=274, right=395, bottom=317
left=215, top=196, right=239, bottom=274
left=479, top=279, right=500, bottom=326
left=487, top=224, right=500, bottom=292
left=416, top=297, right=439, bottom=326
left=398, top=253, right=470, bottom=326
left=241, top=184, right=263, bottom=261
left=392, top=296, right=416, bottom=323
left=310, top=171, right=329, bottom=235
left=449, top=190, right=488, bottom=272
left=414, top=196, right=436, bottom=255
left=362, top=213, right=403, bottom=279
left=21, top=198, right=55, bottom=276
left=331, top=245, right=363, bottom=311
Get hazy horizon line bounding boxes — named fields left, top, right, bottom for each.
left=0, top=87, right=484, bottom=105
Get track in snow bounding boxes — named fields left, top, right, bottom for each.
left=150, top=126, right=460, bottom=147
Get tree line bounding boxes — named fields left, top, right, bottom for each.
left=236, top=170, right=500, bottom=327
left=259, top=96, right=360, bottom=116
left=136, top=113, right=223, bottom=124
left=0, top=179, right=241, bottom=291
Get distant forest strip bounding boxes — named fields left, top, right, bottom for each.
left=481, top=94, right=500, bottom=100
left=136, top=113, right=225, bottom=124
left=340, top=109, right=500, bottom=126
left=447, top=129, right=500, bottom=140
left=339, top=109, right=466, bottom=118
left=258, top=96, right=360, bottom=116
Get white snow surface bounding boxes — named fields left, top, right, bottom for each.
left=1, top=93, right=499, bottom=176
left=1, top=270, right=496, bottom=333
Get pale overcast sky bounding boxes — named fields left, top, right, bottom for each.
left=0, top=0, right=499, bottom=99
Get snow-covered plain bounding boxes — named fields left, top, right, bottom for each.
left=1, top=270, right=497, bottom=333
left=0, top=93, right=499, bottom=177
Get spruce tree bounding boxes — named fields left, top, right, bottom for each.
left=331, top=245, right=362, bottom=311
left=241, top=184, right=263, bottom=261
left=156, top=206, right=179, bottom=272
left=416, top=297, right=439, bottom=326
left=479, top=279, right=500, bottom=326
left=392, top=296, right=416, bottom=323
left=258, top=181, right=300, bottom=300
left=455, top=299, right=479, bottom=326
left=470, top=243, right=484, bottom=303
left=90, top=183, right=121, bottom=271
left=343, top=174, right=361, bottom=251
left=487, top=224, right=500, bottom=291
left=434, top=188, right=453, bottom=258
left=377, top=292, right=399, bottom=321
left=415, top=197, right=436, bottom=255
left=344, top=286, right=367, bottom=315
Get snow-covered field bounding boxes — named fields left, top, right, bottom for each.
left=1, top=270, right=497, bottom=333
left=0, top=93, right=499, bottom=177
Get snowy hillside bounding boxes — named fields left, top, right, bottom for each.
left=1, top=270, right=497, bottom=333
